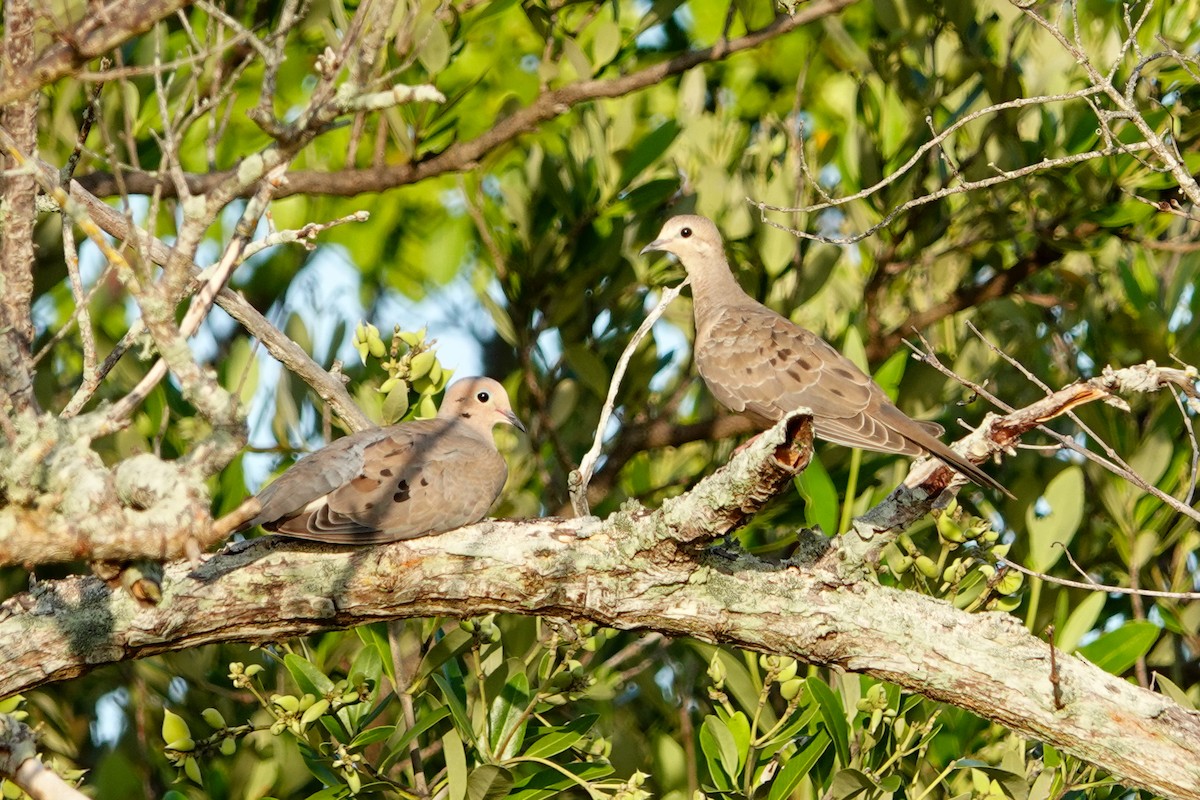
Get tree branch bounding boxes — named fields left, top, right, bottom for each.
left=72, top=0, right=857, bottom=201
left=0, top=447, right=1196, bottom=797
left=0, top=0, right=194, bottom=107
left=0, top=0, right=42, bottom=414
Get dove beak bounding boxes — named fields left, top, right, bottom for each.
left=640, top=238, right=668, bottom=255
left=502, top=409, right=527, bottom=433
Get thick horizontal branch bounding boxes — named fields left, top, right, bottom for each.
left=0, top=0, right=194, bottom=107
left=0, top=471, right=1196, bottom=797
left=73, top=0, right=856, bottom=200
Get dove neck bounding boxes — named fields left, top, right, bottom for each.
left=688, top=258, right=753, bottom=311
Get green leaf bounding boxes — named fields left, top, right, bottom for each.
left=223, top=337, right=259, bottom=406
left=487, top=665, right=531, bottom=759
left=1056, top=590, right=1105, bottom=652
left=700, top=715, right=740, bottom=787
left=767, top=732, right=829, bottom=800
left=806, top=677, right=850, bottom=768
left=284, top=654, right=335, bottom=696
left=377, top=705, right=453, bottom=774
left=349, top=725, right=397, bottom=749
left=795, top=455, right=839, bottom=536
left=1078, top=621, right=1160, bottom=675
left=871, top=349, right=910, bottom=402
left=1026, top=467, right=1085, bottom=571
left=590, top=19, right=621, bottom=67
left=523, top=714, right=597, bottom=759
left=416, top=627, right=474, bottom=683
left=445, top=729, right=469, bottom=800
left=416, top=18, right=451, bottom=74
left=617, top=121, right=681, bottom=190
left=840, top=325, right=868, bottom=373
left=829, top=768, right=879, bottom=798
left=432, top=673, right=476, bottom=748
left=1153, top=673, right=1195, bottom=709
left=466, top=765, right=514, bottom=800
left=563, top=344, right=611, bottom=398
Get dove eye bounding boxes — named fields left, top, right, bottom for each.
left=476, top=391, right=490, bottom=403
left=680, top=227, right=693, bottom=238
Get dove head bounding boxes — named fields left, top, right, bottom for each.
left=438, top=377, right=526, bottom=433
left=640, top=215, right=727, bottom=276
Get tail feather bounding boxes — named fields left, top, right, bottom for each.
left=921, top=438, right=1012, bottom=498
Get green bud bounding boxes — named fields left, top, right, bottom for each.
left=219, top=738, right=236, bottom=757
left=409, top=350, right=437, bottom=380
left=183, top=756, right=202, bottom=785
left=161, top=710, right=190, bottom=746
left=915, top=556, right=939, bottom=578
left=367, top=328, right=386, bottom=359
left=936, top=511, right=965, bottom=543
left=301, top=699, right=330, bottom=727
left=201, top=708, right=226, bottom=730
left=272, top=695, right=300, bottom=714
left=707, top=654, right=726, bottom=687
left=779, top=678, right=803, bottom=700
left=996, top=571, right=1024, bottom=595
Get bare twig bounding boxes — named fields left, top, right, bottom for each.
left=0, top=0, right=193, bottom=106
left=908, top=334, right=1200, bottom=526
left=75, top=0, right=857, bottom=200
left=999, top=558, right=1200, bottom=600
left=570, top=280, right=690, bottom=516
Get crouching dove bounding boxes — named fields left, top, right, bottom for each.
left=236, top=377, right=525, bottom=544
left=641, top=215, right=1009, bottom=496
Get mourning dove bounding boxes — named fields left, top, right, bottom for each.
left=237, top=377, right=525, bottom=544
left=641, top=215, right=1008, bottom=496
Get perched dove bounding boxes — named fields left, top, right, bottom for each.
left=237, top=377, right=525, bottom=544
left=641, top=215, right=1008, bottom=495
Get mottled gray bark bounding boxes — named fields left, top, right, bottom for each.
left=0, top=416, right=1196, bottom=799
left=0, top=0, right=40, bottom=414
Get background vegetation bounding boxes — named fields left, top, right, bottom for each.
left=0, top=0, right=1198, bottom=797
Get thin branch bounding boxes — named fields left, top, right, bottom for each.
left=998, top=557, right=1200, bottom=600
left=570, top=280, right=690, bottom=516
left=910, top=336, right=1200, bottom=526
left=74, top=0, right=857, bottom=200
left=752, top=143, right=1155, bottom=245
left=0, top=0, right=194, bottom=106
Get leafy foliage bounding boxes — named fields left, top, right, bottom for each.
left=2, top=0, right=1199, bottom=797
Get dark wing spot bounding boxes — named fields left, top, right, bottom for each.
left=795, top=357, right=814, bottom=369
left=363, top=502, right=375, bottom=510
left=745, top=366, right=753, bottom=375
left=778, top=347, right=794, bottom=359
left=379, top=468, right=393, bottom=477
left=393, top=479, right=411, bottom=503
left=832, top=366, right=857, bottom=380
left=351, top=476, right=381, bottom=492
left=420, top=477, right=429, bottom=486
left=461, top=412, right=472, bottom=419
left=829, top=387, right=847, bottom=398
